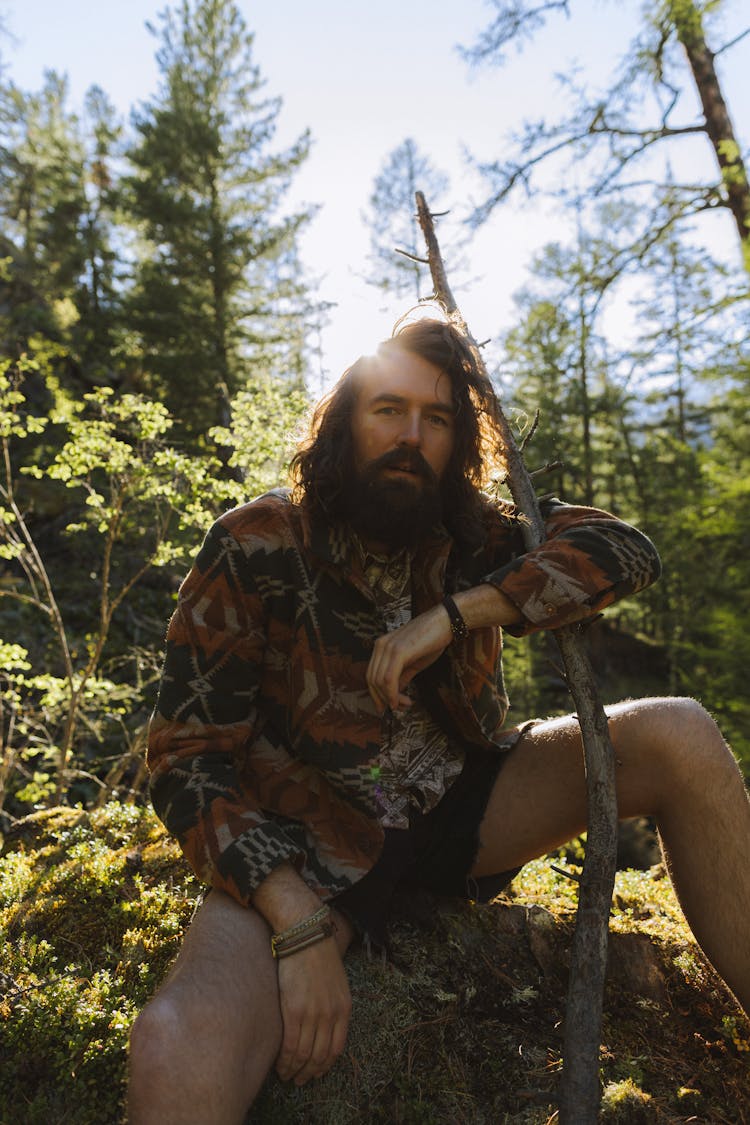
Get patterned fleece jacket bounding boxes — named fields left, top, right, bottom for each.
left=147, top=491, right=661, bottom=907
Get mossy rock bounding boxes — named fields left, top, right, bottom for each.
left=1, top=803, right=749, bottom=1123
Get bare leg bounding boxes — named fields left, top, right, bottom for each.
left=128, top=890, right=351, bottom=1124
left=472, top=697, right=750, bottom=1013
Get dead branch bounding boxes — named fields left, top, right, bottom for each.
left=715, top=26, right=750, bottom=57
left=530, top=460, right=564, bottom=479
left=415, top=190, right=619, bottom=1123
left=394, top=247, right=430, bottom=265
left=550, top=863, right=582, bottom=884
left=459, top=1, right=570, bottom=66
left=520, top=409, right=541, bottom=453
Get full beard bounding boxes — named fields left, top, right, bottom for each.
left=337, top=448, right=444, bottom=551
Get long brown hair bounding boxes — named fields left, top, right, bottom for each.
left=290, top=317, right=508, bottom=547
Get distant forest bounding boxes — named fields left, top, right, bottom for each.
left=0, top=0, right=748, bottom=824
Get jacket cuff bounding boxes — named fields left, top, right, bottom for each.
left=484, top=559, right=601, bottom=637
left=213, top=832, right=309, bottom=907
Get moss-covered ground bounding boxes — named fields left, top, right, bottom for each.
left=1, top=804, right=748, bottom=1123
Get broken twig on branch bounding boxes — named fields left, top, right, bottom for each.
left=394, top=247, right=430, bottom=265
left=415, top=190, right=619, bottom=1124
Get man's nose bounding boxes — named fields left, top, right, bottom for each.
left=397, top=412, right=422, bottom=446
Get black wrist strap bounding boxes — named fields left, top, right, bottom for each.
left=443, top=594, right=469, bottom=643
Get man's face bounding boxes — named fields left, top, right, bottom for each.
left=341, top=348, right=456, bottom=550
left=351, top=348, right=456, bottom=484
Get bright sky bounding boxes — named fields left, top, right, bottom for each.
left=2, top=0, right=749, bottom=388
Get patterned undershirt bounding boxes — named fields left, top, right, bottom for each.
left=358, top=539, right=465, bottom=829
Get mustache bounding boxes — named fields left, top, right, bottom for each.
left=366, top=447, right=438, bottom=484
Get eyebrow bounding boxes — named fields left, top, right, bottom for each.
left=368, top=393, right=455, bottom=415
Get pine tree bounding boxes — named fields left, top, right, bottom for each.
left=125, top=0, right=313, bottom=441
left=362, top=138, right=451, bottom=304
left=502, top=219, right=631, bottom=507
left=0, top=71, right=88, bottom=353
left=77, top=85, right=125, bottom=384
left=617, top=232, right=748, bottom=689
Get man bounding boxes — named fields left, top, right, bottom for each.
left=129, top=318, right=750, bottom=1124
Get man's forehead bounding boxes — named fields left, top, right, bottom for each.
left=356, top=347, right=453, bottom=403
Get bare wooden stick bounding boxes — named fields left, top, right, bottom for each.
left=415, top=190, right=618, bottom=1122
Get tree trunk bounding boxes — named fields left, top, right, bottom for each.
left=209, top=174, right=233, bottom=432
left=670, top=0, right=750, bottom=270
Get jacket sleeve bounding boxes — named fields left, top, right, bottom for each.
left=484, top=497, right=661, bottom=637
left=147, top=518, right=310, bottom=907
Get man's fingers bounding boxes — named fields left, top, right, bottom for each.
left=275, top=1024, right=306, bottom=1081
left=298, top=1007, right=350, bottom=1083
left=367, top=607, right=451, bottom=711
left=329, top=1010, right=349, bottom=1062
left=280, top=1009, right=347, bottom=1085
left=293, top=1023, right=334, bottom=1084
left=367, top=639, right=407, bottom=711
left=275, top=996, right=315, bottom=1081
left=275, top=1014, right=317, bottom=1082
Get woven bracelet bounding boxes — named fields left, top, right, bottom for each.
left=272, top=919, right=335, bottom=960
left=270, top=905, right=332, bottom=959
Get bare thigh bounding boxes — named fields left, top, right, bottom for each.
left=158, top=887, right=281, bottom=1036
left=470, top=698, right=679, bottom=878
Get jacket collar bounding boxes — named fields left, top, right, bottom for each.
left=303, top=507, right=452, bottom=609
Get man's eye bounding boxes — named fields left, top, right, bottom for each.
left=375, top=407, right=397, bottom=415
left=428, top=414, right=449, bottom=426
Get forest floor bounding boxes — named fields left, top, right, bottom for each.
left=1, top=803, right=749, bottom=1123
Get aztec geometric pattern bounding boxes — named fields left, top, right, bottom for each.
left=147, top=491, right=661, bottom=907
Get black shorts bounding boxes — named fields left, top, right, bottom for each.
left=332, top=730, right=531, bottom=947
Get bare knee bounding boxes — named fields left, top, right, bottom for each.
left=662, top=696, right=717, bottom=732
left=128, top=996, right=219, bottom=1121
left=612, top=696, right=720, bottom=758
left=130, top=983, right=282, bottom=1066
left=647, top=697, right=729, bottom=767
left=129, top=995, right=183, bottom=1088
left=129, top=988, right=281, bottom=1122
left=612, top=696, right=739, bottom=811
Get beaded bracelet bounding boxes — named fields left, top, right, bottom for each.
left=270, top=905, right=334, bottom=960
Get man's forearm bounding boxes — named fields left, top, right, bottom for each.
left=251, top=862, right=324, bottom=934
left=450, top=582, right=522, bottom=631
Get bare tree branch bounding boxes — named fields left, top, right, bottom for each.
left=465, top=2, right=750, bottom=271
left=459, top=0, right=570, bottom=66
left=415, top=191, right=619, bottom=1122
left=394, top=247, right=429, bottom=265
left=715, top=26, right=750, bottom=57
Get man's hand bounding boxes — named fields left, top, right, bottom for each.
left=367, top=603, right=452, bottom=713
left=252, top=863, right=353, bottom=1086
left=366, top=584, right=523, bottom=714
left=275, top=934, right=352, bottom=1085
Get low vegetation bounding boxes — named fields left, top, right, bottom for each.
left=2, top=803, right=748, bottom=1123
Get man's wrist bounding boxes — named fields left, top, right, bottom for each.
left=452, top=583, right=522, bottom=631
left=252, top=862, right=323, bottom=934
left=442, top=594, right=469, bottom=643
left=271, top=905, right=334, bottom=959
